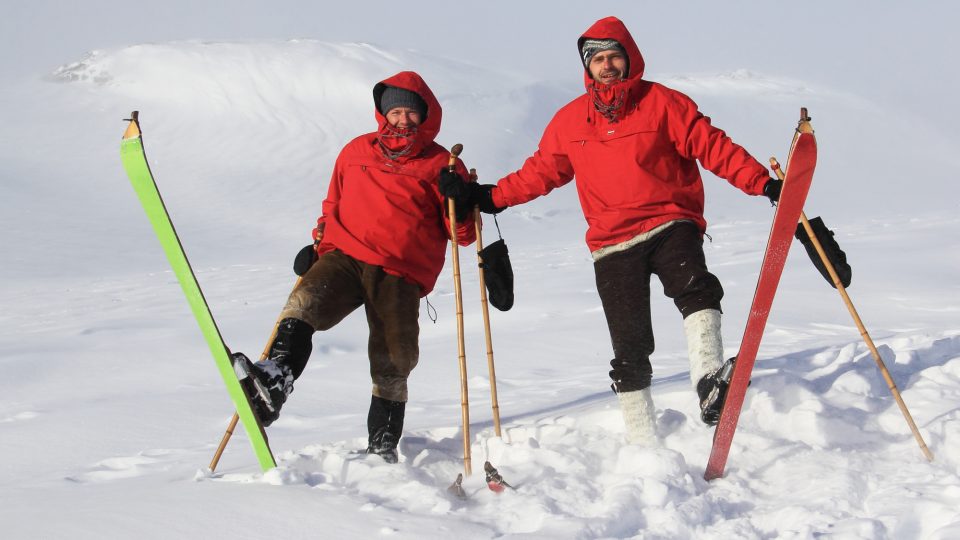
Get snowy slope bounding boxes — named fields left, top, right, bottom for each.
left=1, top=34, right=958, bottom=540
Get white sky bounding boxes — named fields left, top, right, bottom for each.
left=4, top=1, right=958, bottom=136
left=4, top=1, right=957, bottom=89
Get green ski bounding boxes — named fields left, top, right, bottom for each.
left=120, top=111, right=276, bottom=471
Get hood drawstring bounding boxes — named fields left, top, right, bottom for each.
left=588, top=83, right=628, bottom=124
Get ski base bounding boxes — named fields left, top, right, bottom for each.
left=704, top=111, right=817, bottom=480
left=120, top=111, right=276, bottom=471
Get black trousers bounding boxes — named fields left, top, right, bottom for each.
left=594, top=222, right=723, bottom=393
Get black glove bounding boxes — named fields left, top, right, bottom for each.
left=763, top=178, right=783, bottom=205
left=438, top=168, right=473, bottom=220
left=473, top=184, right=505, bottom=215
left=438, top=168, right=505, bottom=216
left=439, top=168, right=470, bottom=199
left=293, top=244, right=318, bottom=276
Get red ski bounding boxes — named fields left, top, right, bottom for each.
left=704, top=109, right=817, bottom=481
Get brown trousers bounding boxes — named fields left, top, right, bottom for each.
left=279, top=250, right=421, bottom=402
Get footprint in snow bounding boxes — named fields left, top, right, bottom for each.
left=65, top=449, right=180, bottom=483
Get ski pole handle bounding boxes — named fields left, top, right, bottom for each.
left=448, top=143, right=463, bottom=172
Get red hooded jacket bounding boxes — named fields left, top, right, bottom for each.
left=315, top=71, right=475, bottom=296
left=491, top=16, right=770, bottom=252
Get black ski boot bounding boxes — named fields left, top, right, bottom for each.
left=365, top=395, right=405, bottom=464
left=232, top=352, right=292, bottom=426
left=233, top=317, right=313, bottom=426
left=697, top=356, right=737, bottom=426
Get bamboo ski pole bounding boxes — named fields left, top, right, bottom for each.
left=447, top=144, right=472, bottom=476
left=470, top=169, right=503, bottom=438
left=207, top=277, right=302, bottom=472
left=770, top=158, right=934, bottom=462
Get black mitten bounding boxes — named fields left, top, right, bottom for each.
left=293, top=244, right=318, bottom=276
left=478, top=239, right=514, bottom=311
left=795, top=216, right=852, bottom=288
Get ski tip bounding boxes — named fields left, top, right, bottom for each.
left=122, top=110, right=141, bottom=140
left=797, top=108, right=814, bottom=135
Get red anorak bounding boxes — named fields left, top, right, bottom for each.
left=491, top=16, right=769, bottom=252
left=316, top=71, right=475, bottom=296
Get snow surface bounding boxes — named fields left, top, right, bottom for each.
left=1, top=4, right=959, bottom=539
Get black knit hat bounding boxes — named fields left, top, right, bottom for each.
left=580, top=38, right=626, bottom=70
left=378, top=86, right=427, bottom=118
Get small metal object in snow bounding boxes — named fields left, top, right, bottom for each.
left=447, top=473, right=466, bottom=499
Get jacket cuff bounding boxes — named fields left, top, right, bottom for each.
left=491, top=186, right=509, bottom=209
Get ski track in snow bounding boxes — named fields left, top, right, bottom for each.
left=1, top=37, right=959, bottom=539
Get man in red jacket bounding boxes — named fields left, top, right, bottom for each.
left=237, top=71, right=476, bottom=463
left=441, top=17, right=782, bottom=444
